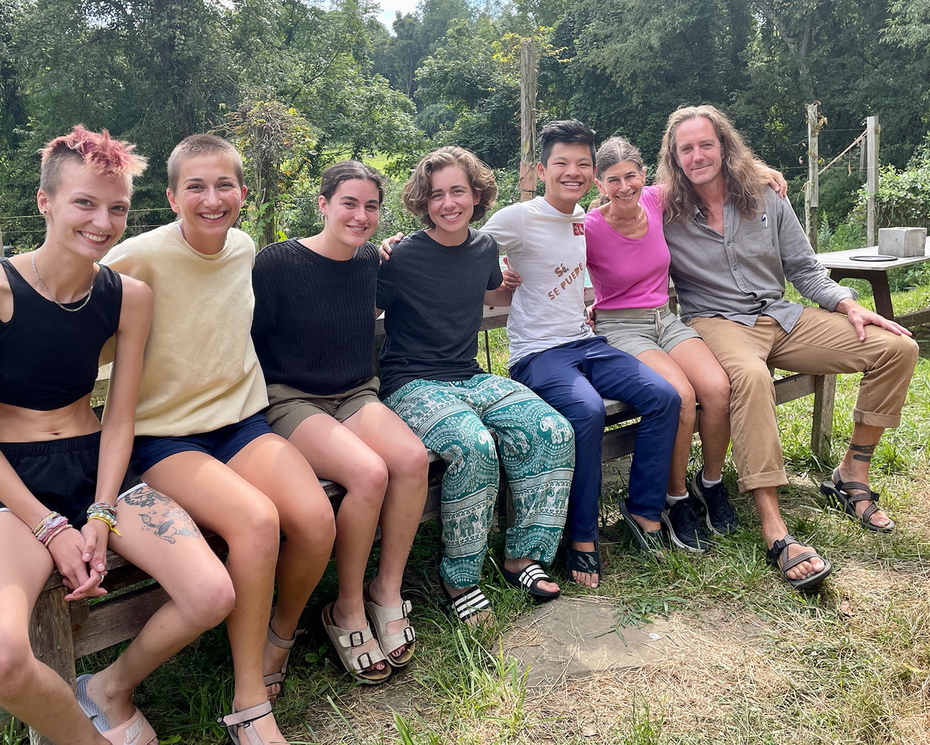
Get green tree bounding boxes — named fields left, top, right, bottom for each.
left=545, top=0, right=754, bottom=164
left=232, top=0, right=421, bottom=160
left=226, top=98, right=317, bottom=248
left=13, top=0, right=237, bottom=187
left=415, top=19, right=521, bottom=167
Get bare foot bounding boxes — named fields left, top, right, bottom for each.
left=262, top=617, right=296, bottom=702
left=329, top=601, right=388, bottom=675
left=443, top=583, right=492, bottom=626
left=229, top=700, right=289, bottom=745
left=834, top=469, right=893, bottom=529
left=772, top=540, right=827, bottom=582
left=82, top=671, right=136, bottom=733
left=365, top=578, right=411, bottom=661
left=503, top=557, right=561, bottom=594
left=567, top=541, right=599, bottom=588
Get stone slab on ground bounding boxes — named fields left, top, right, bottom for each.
left=504, top=596, right=673, bottom=687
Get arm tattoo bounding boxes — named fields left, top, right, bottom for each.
left=122, top=485, right=201, bottom=544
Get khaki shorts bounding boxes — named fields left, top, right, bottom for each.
left=265, top=377, right=381, bottom=439
left=594, top=306, right=699, bottom=358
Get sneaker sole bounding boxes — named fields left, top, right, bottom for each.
left=659, top=511, right=708, bottom=553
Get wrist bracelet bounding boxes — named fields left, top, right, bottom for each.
left=33, top=511, right=73, bottom=546
left=88, top=512, right=122, bottom=536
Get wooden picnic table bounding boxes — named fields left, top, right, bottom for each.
left=815, top=237, right=930, bottom=323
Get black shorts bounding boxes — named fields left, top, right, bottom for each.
left=0, top=432, right=140, bottom=527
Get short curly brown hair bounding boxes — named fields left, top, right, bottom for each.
left=402, top=146, right=497, bottom=228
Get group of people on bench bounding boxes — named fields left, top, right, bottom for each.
left=0, top=105, right=917, bottom=745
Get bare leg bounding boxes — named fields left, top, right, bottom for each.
left=832, top=423, right=892, bottom=529
left=143, top=452, right=287, bottom=744
left=228, top=434, right=336, bottom=684
left=0, top=514, right=109, bottom=745
left=83, top=486, right=234, bottom=726
left=667, top=338, right=731, bottom=481
left=288, top=405, right=422, bottom=667
left=338, top=404, right=428, bottom=658
left=754, top=486, right=827, bottom=582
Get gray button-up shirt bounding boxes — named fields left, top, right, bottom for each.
left=664, top=189, right=855, bottom=332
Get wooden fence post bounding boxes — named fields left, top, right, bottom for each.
left=518, top=38, right=537, bottom=202
left=805, top=102, right=820, bottom=250
left=866, top=115, right=880, bottom=246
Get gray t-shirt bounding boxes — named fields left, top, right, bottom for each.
left=376, top=228, right=503, bottom=398
left=663, top=189, right=855, bottom=332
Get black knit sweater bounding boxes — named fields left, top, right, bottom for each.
left=252, top=238, right=377, bottom=395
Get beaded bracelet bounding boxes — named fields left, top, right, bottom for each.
left=87, top=503, right=121, bottom=537
left=33, top=511, right=72, bottom=546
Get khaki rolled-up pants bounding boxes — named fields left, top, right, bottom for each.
left=689, top=308, right=918, bottom=493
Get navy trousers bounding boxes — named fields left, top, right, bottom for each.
left=511, top=337, right=679, bottom=542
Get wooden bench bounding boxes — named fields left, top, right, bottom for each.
left=24, top=304, right=835, bottom=745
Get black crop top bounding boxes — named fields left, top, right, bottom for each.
left=0, top=259, right=123, bottom=410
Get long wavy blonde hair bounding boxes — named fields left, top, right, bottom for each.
left=657, top=105, right=767, bottom=224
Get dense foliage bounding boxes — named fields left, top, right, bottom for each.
left=1, top=0, right=928, bottom=248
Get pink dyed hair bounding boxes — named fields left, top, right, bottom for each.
left=39, top=125, right=148, bottom=195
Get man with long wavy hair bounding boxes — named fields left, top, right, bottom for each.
left=658, top=104, right=917, bottom=591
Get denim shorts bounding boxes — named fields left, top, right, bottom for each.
left=0, top=432, right=140, bottom=526
left=132, top=412, right=275, bottom=474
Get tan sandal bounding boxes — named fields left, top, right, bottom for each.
left=218, top=701, right=273, bottom=745
left=321, top=602, right=391, bottom=684
left=263, top=621, right=302, bottom=703
left=364, top=588, right=416, bottom=669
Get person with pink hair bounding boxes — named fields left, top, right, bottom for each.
left=0, top=126, right=234, bottom=745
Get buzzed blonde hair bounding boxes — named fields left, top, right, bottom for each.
left=167, top=134, right=244, bottom=193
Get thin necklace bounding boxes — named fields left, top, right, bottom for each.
left=31, top=251, right=94, bottom=312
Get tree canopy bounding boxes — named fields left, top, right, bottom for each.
left=1, top=0, right=928, bottom=246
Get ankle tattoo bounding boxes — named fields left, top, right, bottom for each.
left=849, top=443, right=875, bottom=462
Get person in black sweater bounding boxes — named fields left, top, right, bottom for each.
left=252, top=162, right=427, bottom=684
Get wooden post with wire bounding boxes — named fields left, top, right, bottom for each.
left=805, top=102, right=821, bottom=251
left=518, top=38, right=537, bottom=202
left=865, top=115, right=880, bottom=246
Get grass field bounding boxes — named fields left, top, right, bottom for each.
left=4, top=283, right=930, bottom=745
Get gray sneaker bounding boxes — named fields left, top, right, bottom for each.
left=691, top=469, right=739, bottom=536
left=661, top=497, right=710, bottom=553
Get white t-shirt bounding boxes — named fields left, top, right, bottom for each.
left=482, top=197, right=593, bottom=366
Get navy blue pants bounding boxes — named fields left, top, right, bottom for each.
left=511, top=337, right=679, bottom=542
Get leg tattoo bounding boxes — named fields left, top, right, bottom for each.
left=849, top=443, right=875, bottom=463
left=122, top=485, right=201, bottom=544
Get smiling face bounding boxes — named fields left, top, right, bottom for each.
left=673, top=116, right=724, bottom=188
left=425, top=165, right=479, bottom=245
left=596, top=160, right=646, bottom=210
left=320, top=177, right=380, bottom=248
left=166, top=153, right=246, bottom=252
left=538, top=142, right=595, bottom=214
left=37, top=159, right=132, bottom=260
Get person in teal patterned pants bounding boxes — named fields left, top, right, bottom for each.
left=378, top=147, right=574, bottom=624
